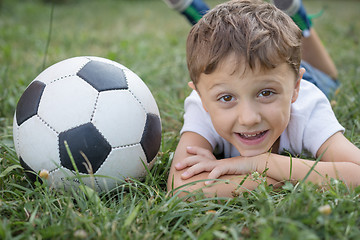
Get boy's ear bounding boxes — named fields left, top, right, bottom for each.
left=291, top=68, right=305, bottom=103
left=188, top=81, right=196, bottom=91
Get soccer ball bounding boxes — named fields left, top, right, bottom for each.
left=13, top=56, right=162, bottom=192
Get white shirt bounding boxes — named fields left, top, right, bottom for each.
left=181, top=80, right=345, bottom=158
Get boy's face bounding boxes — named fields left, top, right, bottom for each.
left=191, top=55, right=302, bottom=157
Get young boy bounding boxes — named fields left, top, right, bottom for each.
left=167, top=0, right=360, bottom=198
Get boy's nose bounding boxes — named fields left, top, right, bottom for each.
left=237, top=101, right=261, bottom=126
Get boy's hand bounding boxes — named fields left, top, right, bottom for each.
left=175, top=146, right=259, bottom=185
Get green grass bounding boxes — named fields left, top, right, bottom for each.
left=1, top=0, right=360, bottom=239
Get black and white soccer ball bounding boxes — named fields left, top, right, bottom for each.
left=13, top=56, right=162, bottom=192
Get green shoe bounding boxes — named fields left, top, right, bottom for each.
left=272, top=0, right=312, bottom=37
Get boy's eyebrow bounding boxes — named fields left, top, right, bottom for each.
left=258, top=78, right=283, bottom=84
left=208, top=82, right=227, bottom=91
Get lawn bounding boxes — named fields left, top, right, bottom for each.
left=1, top=0, right=360, bottom=239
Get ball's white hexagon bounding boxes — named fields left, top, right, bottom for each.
left=125, top=68, right=160, bottom=116
left=48, top=167, right=101, bottom=192
left=38, top=75, right=98, bottom=133
left=17, top=116, right=60, bottom=172
left=92, top=90, right=146, bottom=147
left=95, top=144, right=148, bottom=191
left=35, top=57, right=91, bottom=85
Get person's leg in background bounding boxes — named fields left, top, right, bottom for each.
left=163, top=0, right=209, bottom=25
left=272, top=0, right=339, bottom=97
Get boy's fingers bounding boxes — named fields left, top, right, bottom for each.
left=175, top=154, right=208, bottom=170
left=207, top=168, right=223, bottom=181
left=204, top=180, right=214, bottom=185
left=174, top=162, right=186, bottom=170
left=205, top=167, right=226, bottom=185
left=186, top=146, right=215, bottom=159
left=180, top=166, right=201, bottom=179
left=204, top=167, right=225, bottom=185
left=180, top=162, right=215, bottom=179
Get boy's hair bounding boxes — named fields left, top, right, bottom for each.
left=186, top=0, right=302, bottom=85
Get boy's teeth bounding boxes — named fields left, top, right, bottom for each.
left=241, top=133, right=259, bottom=137
left=243, top=133, right=257, bottom=137
left=239, top=131, right=266, bottom=139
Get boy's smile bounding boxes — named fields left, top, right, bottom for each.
left=191, top=55, right=302, bottom=157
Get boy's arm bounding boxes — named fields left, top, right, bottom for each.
left=173, top=132, right=360, bottom=195
left=167, top=131, right=279, bottom=198
left=168, top=131, right=360, bottom=197
left=256, top=132, right=360, bottom=187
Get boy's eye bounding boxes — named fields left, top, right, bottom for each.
left=219, top=95, right=233, bottom=102
left=258, top=90, right=274, bottom=97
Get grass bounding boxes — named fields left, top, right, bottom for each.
left=1, top=0, right=360, bottom=239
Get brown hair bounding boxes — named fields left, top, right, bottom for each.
left=186, top=0, right=302, bottom=85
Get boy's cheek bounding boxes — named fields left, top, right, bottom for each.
left=202, top=102, right=209, bottom=112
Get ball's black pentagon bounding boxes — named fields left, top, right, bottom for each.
left=59, top=122, right=111, bottom=174
left=77, top=60, right=128, bottom=91
left=140, top=113, right=161, bottom=163
left=20, top=157, right=43, bottom=184
left=16, top=81, right=46, bottom=126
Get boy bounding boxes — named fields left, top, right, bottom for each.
left=167, top=0, right=360, bottom=198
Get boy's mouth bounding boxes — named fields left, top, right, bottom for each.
left=235, top=130, right=268, bottom=145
